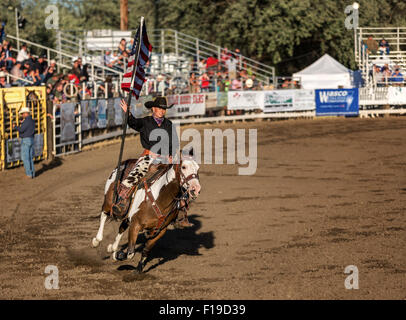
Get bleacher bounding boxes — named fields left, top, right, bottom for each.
left=355, top=27, right=406, bottom=87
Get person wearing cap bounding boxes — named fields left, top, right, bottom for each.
left=111, top=96, right=192, bottom=227
left=13, top=107, right=36, bottom=178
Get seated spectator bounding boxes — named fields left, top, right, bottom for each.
left=378, top=38, right=390, bottom=55
left=0, top=22, right=6, bottom=44
left=199, top=72, right=210, bottom=92
left=390, top=68, right=404, bottom=85
left=52, top=81, right=67, bottom=104
left=16, top=44, right=29, bottom=63
left=231, top=77, right=242, bottom=90
left=366, top=36, right=378, bottom=55
left=118, top=38, right=128, bottom=55
left=0, top=71, right=11, bottom=88
left=189, top=72, right=200, bottom=93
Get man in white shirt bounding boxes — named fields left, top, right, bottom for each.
left=16, top=44, right=29, bottom=63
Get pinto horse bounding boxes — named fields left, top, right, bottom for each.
left=91, top=154, right=201, bottom=273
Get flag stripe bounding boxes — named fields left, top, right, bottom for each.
left=121, top=22, right=152, bottom=99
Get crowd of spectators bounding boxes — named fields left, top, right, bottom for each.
left=370, top=63, right=405, bottom=86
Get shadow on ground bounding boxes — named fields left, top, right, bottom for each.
left=117, top=214, right=214, bottom=274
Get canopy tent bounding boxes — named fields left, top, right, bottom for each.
left=293, top=54, right=353, bottom=89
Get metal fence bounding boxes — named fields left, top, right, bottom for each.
left=0, top=87, right=48, bottom=171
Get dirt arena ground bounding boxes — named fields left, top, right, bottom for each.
left=0, top=117, right=405, bottom=300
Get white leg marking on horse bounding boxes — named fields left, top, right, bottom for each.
left=107, top=231, right=124, bottom=253
left=92, top=212, right=108, bottom=247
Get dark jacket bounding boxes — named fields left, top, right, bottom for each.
left=128, top=114, right=179, bottom=156
left=16, top=115, right=35, bottom=138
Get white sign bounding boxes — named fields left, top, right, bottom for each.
left=227, top=91, right=264, bottom=110
left=263, top=89, right=315, bottom=113
left=388, top=87, right=406, bottom=105
left=166, top=93, right=206, bottom=117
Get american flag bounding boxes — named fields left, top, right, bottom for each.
left=121, top=21, right=152, bottom=99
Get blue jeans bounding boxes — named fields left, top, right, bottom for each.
left=21, top=137, right=35, bottom=178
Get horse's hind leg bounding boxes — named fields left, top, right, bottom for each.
left=136, top=228, right=167, bottom=273
left=92, top=212, right=108, bottom=248
left=108, top=219, right=129, bottom=255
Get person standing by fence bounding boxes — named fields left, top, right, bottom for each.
left=13, top=107, right=35, bottom=178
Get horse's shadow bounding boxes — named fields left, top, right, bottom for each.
left=117, top=214, right=214, bottom=273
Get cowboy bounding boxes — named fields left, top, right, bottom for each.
left=112, top=96, right=193, bottom=227
left=13, top=107, right=35, bottom=178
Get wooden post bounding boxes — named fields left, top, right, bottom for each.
left=120, top=0, right=128, bottom=31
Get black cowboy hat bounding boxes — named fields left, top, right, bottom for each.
left=144, top=96, right=174, bottom=109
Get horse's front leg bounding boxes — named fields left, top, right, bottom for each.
left=136, top=227, right=167, bottom=273
left=92, top=211, right=108, bottom=247
left=109, top=219, right=129, bottom=258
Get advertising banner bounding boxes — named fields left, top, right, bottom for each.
left=315, top=88, right=359, bottom=116
left=227, top=91, right=264, bottom=110
left=166, top=93, right=206, bottom=117
left=6, top=138, right=21, bottom=163
left=387, top=87, right=406, bottom=105
left=263, top=90, right=315, bottom=113
left=80, top=100, right=90, bottom=131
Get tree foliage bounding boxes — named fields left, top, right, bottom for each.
left=1, top=0, right=405, bottom=74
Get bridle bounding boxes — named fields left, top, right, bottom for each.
left=175, top=158, right=200, bottom=195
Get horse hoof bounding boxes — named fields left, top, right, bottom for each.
left=113, top=250, right=127, bottom=261
left=92, top=238, right=100, bottom=248
left=107, top=244, right=113, bottom=253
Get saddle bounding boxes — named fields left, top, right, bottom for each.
left=109, top=159, right=172, bottom=219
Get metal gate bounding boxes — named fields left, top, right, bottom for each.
left=0, top=87, right=48, bottom=171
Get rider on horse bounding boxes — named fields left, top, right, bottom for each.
left=112, top=96, right=193, bottom=228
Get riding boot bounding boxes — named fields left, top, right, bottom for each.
left=173, top=209, right=194, bottom=228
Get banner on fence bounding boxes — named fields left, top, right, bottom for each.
left=315, top=88, right=359, bottom=116
left=263, top=89, right=315, bottom=113
left=60, top=102, right=76, bottom=142
left=217, top=92, right=228, bottom=107
left=97, top=99, right=107, bottom=128
left=387, top=87, right=406, bottom=105
left=166, top=93, right=206, bottom=117
left=131, top=95, right=152, bottom=118
left=113, top=97, right=123, bottom=126
left=80, top=100, right=90, bottom=131
left=6, top=138, right=21, bottom=163
left=106, top=98, right=116, bottom=127
left=227, top=91, right=264, bottom=110
left=6, top=133, right=44, bottom=163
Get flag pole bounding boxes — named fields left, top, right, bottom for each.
left=113, top=16, right=144, bottom=203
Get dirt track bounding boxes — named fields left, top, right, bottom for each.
left=0, top=117, right=405, bottom=299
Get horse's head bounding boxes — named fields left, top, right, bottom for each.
left=178, top=149, right=201, bottom=200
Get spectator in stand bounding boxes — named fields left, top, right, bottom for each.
left=189, top=72, right=200, bottom=93
left=199, top=72, right=210, bottom=92
left=378, top=38, right=390, bottom=55
left=206, top=56, right=218, bottom=76
left=104, top=50, right=114, bottom=67
left=11, top=61, right=24, bottom=82
left=380, top=65, right=392, bottom=85
left=0, top=22, right=6, bottom=44
left=245, top=78, right=253, bottom=90
left=231, top=77, right=242, bottom=90
left=390, top=68, right=404, bottom=85
left=118, top=38, right=128, bottom=55
left=2, top=41, right=15, bottom=71
left=366, top=36, right=378, bottom=55
left=226, top=54, right=237, bottom=80
left=16, top=44, right=29, bottom=63
left=52, top=81, right=67, bottom=104
left=0, top=71, right=11, bottom=88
